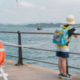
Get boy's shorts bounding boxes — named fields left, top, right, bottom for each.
left=56, top=51, right=69, bottom=58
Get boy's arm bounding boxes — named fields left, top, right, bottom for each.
left=73, top=30, right=78, bottom=38
left=73, top=34, right=78, bottom=38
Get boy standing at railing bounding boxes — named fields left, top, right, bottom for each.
left=53, top=15, right=77, bottom=80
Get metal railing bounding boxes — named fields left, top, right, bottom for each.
left=0, top=31, right=80, bottom=72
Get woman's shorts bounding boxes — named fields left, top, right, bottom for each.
left=56, top=51, right=69, bottom=58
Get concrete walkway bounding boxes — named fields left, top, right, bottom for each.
left=1, top=60, right=80, bottom=80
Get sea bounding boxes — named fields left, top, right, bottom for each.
left=0, top=24, right=80, bottom=74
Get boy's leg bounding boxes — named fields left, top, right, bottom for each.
left=61, top=58, right=67, bottom=75
left=58, top=57, right=63, bottom=74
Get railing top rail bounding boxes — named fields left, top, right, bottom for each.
left=0, top=31, right=80, bottom=35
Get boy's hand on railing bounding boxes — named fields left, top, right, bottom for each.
left=73, top=34, right=78, bottom=38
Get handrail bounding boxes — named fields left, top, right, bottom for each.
left=0, top=31, right=80, bottom=35
left=0, top=31, right=17, bottom=33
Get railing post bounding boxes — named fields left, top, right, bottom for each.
left=66, top=59, right=69, bottom=74
left=16, top=31, right=23, bottom=66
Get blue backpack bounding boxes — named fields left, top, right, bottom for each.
left=53, top=26, right=72, bottom=45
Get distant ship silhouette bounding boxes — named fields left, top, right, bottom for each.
left=37, top=25, right=42, bottom=30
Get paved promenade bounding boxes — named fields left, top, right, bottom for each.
left=1, top=60, right=80, bottom=80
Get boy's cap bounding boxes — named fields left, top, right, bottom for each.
left=66, top=15, right=75, bottom=24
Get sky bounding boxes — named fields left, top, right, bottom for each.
left=0, top=0, right=80, bottom=24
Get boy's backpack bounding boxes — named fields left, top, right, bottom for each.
left=53, top=25, right=72, bottom=45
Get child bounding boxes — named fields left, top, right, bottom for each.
left=56, top=15, right=77, bottom=79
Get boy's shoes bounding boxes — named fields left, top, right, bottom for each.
left=58, top=73, right=64, bottom=79
left=58, top=73, right=72, bottom=80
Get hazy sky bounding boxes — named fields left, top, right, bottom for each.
left=0, top=0, right=80, bottom=24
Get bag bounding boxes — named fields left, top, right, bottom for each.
left=53, top=26, right=72, bottom=45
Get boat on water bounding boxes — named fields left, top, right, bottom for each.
left=37, top=25, right=42, bottom=30
left=37, top=27, right=42, bottom=30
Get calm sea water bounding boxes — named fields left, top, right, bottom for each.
left=0, top=25, right=80, bottom=74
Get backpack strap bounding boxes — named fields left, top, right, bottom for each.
left=61, top=25, right=73, bottom=30
left=66, top=26, right=73, bottom=42
left=66, top=26, right=73, bottom=30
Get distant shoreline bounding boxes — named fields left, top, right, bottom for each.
left=0, top=23, right=79, bottom=27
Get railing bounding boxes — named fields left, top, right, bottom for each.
left=0, top=31, right=80, bottom=74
